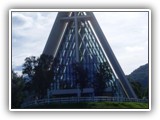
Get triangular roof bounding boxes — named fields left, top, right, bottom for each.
left=43, top=12, right=137, bottom=98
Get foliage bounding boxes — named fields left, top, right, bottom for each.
left=22, top=54, right=54, bottom=98
left=128, top=77, right=149, bottom=99
left=126, top=63, right=149, bottom=99
left=52, top=57, right=65, bottom=89
left=94, top=62, right=113, bottom=96
left=128, top=63, right=148, bottom=88
left=11, top=70, right=25, bottom=108
left=22, top=56, right=38, bottom=79
left=72, top=62, right=88, bottom=94
left=130, top=80, right=142, bottom=98
left=32, top=54, right=54, bottom=98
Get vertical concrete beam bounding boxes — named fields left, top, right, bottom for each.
left=74, top=12, right=79, bottom=62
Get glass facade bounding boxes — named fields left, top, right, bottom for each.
left=51, top=12, right=125, bottom=97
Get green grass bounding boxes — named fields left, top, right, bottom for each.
left=26, top=101, right=149, bottom=109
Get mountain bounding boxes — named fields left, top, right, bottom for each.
left=126, top=63, right=149, bottom=99
left=127, top=63, right=149, bottom=88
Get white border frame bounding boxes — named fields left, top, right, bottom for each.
left=9, top=9, right=151, bottom=111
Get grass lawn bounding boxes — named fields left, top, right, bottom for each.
left=26, top=101, right=149, bottom=109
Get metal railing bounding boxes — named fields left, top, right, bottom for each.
left=21, top=96, right=148, bottom=108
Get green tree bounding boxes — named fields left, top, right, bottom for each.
left=94, top=62, right=113, bottom=96
left=143, top=87, right=149, bottom=99
left=22, top=54, right=54, bottom=98
left=22, top=56, right=39, bottom=95
left=130, top=81, right=142, bottom=98
left=32, top=54, right=54, bottom=98
left=130, top=80, right=148, bottom=99
left=11, top=70, right=25, bottom=108
left=127, top=76, right=148, bottom=99
left=51, top=57, right=60, bottom=89
left=73, top=62, right=88, bottom=96
left=22, top=56, right=38, bottom=79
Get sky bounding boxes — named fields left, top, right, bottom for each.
left=11, top=11, right=148, bottom=75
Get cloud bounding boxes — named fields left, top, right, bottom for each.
left=12, top=13, right=33, bottom=29
left=125, top=46, right=144, bottom=52
left=12, top=12, right=57, bottom=72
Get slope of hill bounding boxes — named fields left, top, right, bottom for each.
left=128, top=63, right=149, bottom=88
left=126, top=63, right=149, bottom=99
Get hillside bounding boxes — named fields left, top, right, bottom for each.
left=126, top=63, right=149, bottom=99
left=128, top=63, right=149, bottom=88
